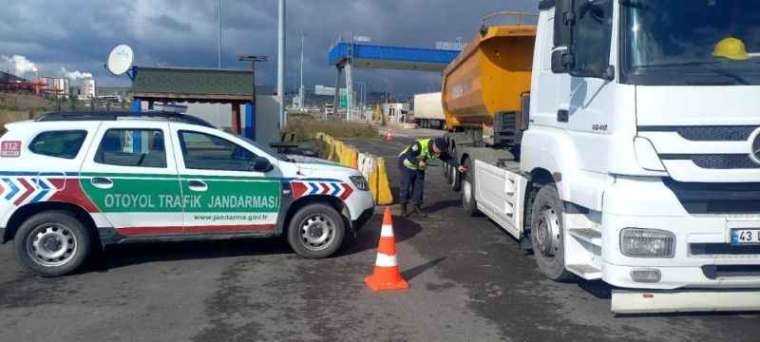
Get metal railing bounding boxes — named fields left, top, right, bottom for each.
left=481, top=11, right=539, bottom=27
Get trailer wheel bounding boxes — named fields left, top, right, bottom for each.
left=530, top=184, right=574, bottom=282
left=461, top=158, right=479, bottom=216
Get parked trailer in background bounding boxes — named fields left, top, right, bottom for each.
left=443, top=2, right=760, bottom=314
left=413, top=92, right=446, bottom=129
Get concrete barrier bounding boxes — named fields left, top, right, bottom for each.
left=317, top=133, right=393, bottom=205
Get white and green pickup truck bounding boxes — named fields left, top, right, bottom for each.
left=0, top=112, right=375, bottom=276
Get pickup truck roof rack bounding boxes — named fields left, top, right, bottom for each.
left=35, top=111, right=214, bottom=128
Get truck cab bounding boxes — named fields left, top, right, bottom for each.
left=528, top=0, right=760, bottom=285
left=448, top=0, right=760, bottom=312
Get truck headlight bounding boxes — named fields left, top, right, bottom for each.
left=350, top=175, right=369, bottom=191
left=620, top=228, right=675, bottom=258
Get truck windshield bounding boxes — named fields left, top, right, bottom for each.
left=621, top=0, right=760, bottom=85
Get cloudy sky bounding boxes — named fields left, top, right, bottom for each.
left=1, top=0, right=535, bottom=95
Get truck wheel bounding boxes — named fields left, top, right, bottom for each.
left=529, top=184, right=574, bottom=282
left=15, top=211, right=93, bottom=277
left=461, top=158, right=479, bottom=216
left=450, top=163, right=462, bottom=192
left=287, top=203, right=346, bottom=259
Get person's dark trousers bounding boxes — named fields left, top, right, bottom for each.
left=398, top=158, right=426, bottom=206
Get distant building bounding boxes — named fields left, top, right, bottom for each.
left=382, top=103, right=410, bottom=124
left=70, top=77, right=96, bottom=100
left=40, top=77, right=69, bottom=97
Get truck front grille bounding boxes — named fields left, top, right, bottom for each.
left=660, top=154, right=760, bottom=170
left=639, top=125, right=758, bottom=141
left=664, top=178, right=760, bottom=214
left=702, top=265, right=760, bottom=279
left=691, top=243, right=760, bottom=256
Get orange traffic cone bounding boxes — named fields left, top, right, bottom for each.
left=364, top=207, right=409, bottom=292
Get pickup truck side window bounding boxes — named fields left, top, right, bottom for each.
left=94, top=129, right=167, bottom=168
left=179, top=131, right=257, bottom=172
left=29, top=130, right=87, bottom=159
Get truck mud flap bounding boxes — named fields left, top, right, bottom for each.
left=611, top=289, right=760, bottom=314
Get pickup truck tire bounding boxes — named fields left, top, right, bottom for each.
left=530, top=184, right=574, bottom=282
left=14, top=211, right=93, bottom=277
left=461, top=158, right=479, bottom=216
left=287, top=204, right=346, bottom=259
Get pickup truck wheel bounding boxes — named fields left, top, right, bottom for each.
left=461, top=158, right=479, bottom=216
left=530, top=184, right=574, bottom=282
left=15, top=211, right=92, bottom=277
left=287, top=204, right=346, bottom=259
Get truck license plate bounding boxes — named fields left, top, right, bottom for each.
left=731, top=229, right=760, bottom=245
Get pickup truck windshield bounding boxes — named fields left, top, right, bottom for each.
left=621, top=0, right=760, bottom=85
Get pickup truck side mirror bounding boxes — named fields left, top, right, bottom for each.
left=251, top=157, right=274, bottom=173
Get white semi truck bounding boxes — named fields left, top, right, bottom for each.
left=413, top=92, right=446, bottom=129
left=443, top=1, right=760, bottom=313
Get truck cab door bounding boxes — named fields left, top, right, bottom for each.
left=80, top=121, right=184, bottom=236
left=530, top=9, right=572, bottom=130
left=564, top=0, right=616, bottom=173
left=170, top=124, right=282, bottom=235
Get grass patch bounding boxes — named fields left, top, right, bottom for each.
left=284, top=117, right=377, bottom=142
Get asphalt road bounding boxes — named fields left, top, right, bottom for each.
left=1, top=130, right=759, bottom=342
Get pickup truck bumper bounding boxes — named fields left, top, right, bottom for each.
left=599, top=177, right=760, bottom=290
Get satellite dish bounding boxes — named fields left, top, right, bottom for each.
left=106, top=44, right=134, bottom=76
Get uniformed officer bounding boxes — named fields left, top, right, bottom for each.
left=398, top=137, right=467, bottom=217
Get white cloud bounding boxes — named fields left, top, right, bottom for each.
left=61, top=68, right=94, bottom=80
left=1, top=55, right=38, bottom=77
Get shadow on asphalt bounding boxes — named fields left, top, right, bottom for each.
left=402, top=256, right=447, bottom=280
left=91, top=238, right=293, bottom=272
left=424, top=199, right=461, bottom=214
left=85, top=213, right=423, bottom=273
left=340, top=214, right=424, bottom=256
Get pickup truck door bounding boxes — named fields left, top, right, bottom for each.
left=170, top=124, right=281, bottom=235
left=80, top=121, right=184, bottom=236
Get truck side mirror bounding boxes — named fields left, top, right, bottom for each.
left=553, top=0, right=575, bottom=47
left=551, top=49, right=574, bottom=74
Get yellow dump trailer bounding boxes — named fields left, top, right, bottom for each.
left=442, top=24, right=536, bottom=146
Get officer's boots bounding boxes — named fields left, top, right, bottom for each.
left=400, top=203, right=410, bottom=217
left=411, top=205, right=428, bottom=218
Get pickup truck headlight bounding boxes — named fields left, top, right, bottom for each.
left=620, top=228, right=675, bottom=258
left=350, top=175, right=369, bottom=191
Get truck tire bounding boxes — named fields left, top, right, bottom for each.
left=287, top=203, right=346, bottom=259
left=461, top=158, right=479, bottom=216
left=15, top=211, right=93, bottom=277
left=450, top=162, right=462, bottom=192
left=529, top=184, right=574, bottom=282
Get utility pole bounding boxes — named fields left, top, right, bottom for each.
left=299, top=32, right=305, bottom=111
left=277, top=0, right=287, bottom=128
left=218, top=0, right=222, bottom=68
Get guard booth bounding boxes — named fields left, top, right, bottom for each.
left=130, top=66, right=268, bottom=140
